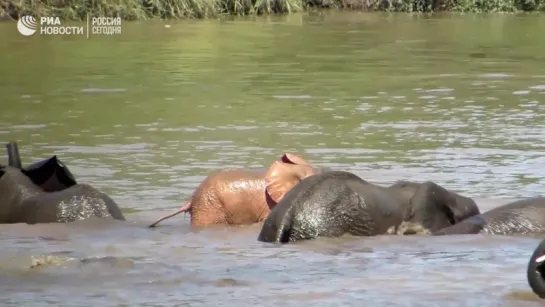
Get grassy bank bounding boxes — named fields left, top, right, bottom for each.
left=1, top=0, right=543, bottom=21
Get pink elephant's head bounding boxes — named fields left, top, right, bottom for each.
left=265, top=153, right=319, bottom=208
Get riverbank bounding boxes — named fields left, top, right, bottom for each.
left=0, top=0, right=543, bottom=21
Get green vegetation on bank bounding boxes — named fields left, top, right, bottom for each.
left=1, top=0, right=543, bottom=20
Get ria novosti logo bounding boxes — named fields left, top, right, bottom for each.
left=16, top=15, right=122, bottom=37
left=17, top=15, right=38, bottom=36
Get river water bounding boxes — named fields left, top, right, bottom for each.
left=1, top=11, right=545, bottom=306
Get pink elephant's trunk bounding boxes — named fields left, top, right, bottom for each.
left=148, top=200, right=192, bottom=228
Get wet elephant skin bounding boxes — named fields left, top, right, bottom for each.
left=257, top=171, right=479, bottom=243
left=0, top=165, right=125, bottom=224
left=434, top=197, right=545, bottom=236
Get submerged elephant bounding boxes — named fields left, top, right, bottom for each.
left=0, top=141, right=125, bottom=224
left=430, top=197, right=545, bottom=236
left=149, top=153, right=322, bottom=228
left=528, top=238, right=545, bottom=299
left=257, top=171, right=479, bottom=243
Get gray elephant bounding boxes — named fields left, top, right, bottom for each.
left=257, top=171, right=479, bottom=243
left=429, top=197, right=545, bottom=236
left=0, top=141, right=125, bottom=224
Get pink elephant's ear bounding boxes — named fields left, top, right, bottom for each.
left=281, top=153, right=311, bottom=166
left=265, top=161, right=317, bottom=207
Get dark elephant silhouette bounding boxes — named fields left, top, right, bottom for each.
left=0, top=141, right=125, bottom=224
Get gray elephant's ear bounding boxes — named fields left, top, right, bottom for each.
left=22, top=156, right=77, bottom=192
left=402, top=181, right=460, bottom=233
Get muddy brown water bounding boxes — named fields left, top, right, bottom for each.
left=1, top=11, right=545, bottom=306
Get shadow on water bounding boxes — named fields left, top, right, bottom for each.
left=0, top=11, right=545, bottom=306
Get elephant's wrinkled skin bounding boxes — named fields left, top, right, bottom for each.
left=257, top=171, right=479, bottom=243
left=432, top=197, right=545, bottom=236
left=149, top=153, right=322, bottom=228
left=0, top=165, right=125, bottom=224
left=527, top=238, right=545, bottom=299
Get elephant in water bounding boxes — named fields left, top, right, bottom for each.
left=149, top=153, right=323, bottom=228
left=0, top=141, right=125, bottom=224
left=527, top=238, right=545, bottom=299
left=429, top=197, right=545, bottom=236
left=257, top=171, right=479, bottom=243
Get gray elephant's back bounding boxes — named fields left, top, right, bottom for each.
left=13, top=184, right=126, bottom=224
left=290, top=174, right=374, bottom=237
left=258, top=171, right=404, bottom=243
left=436, top=197, right=545, bottom=235
left=479, top=197, right=545, bottom=235
left=0, top=166, right=43, bottom=223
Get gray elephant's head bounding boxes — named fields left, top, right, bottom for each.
left=392, top=182, right=480, bottom=235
